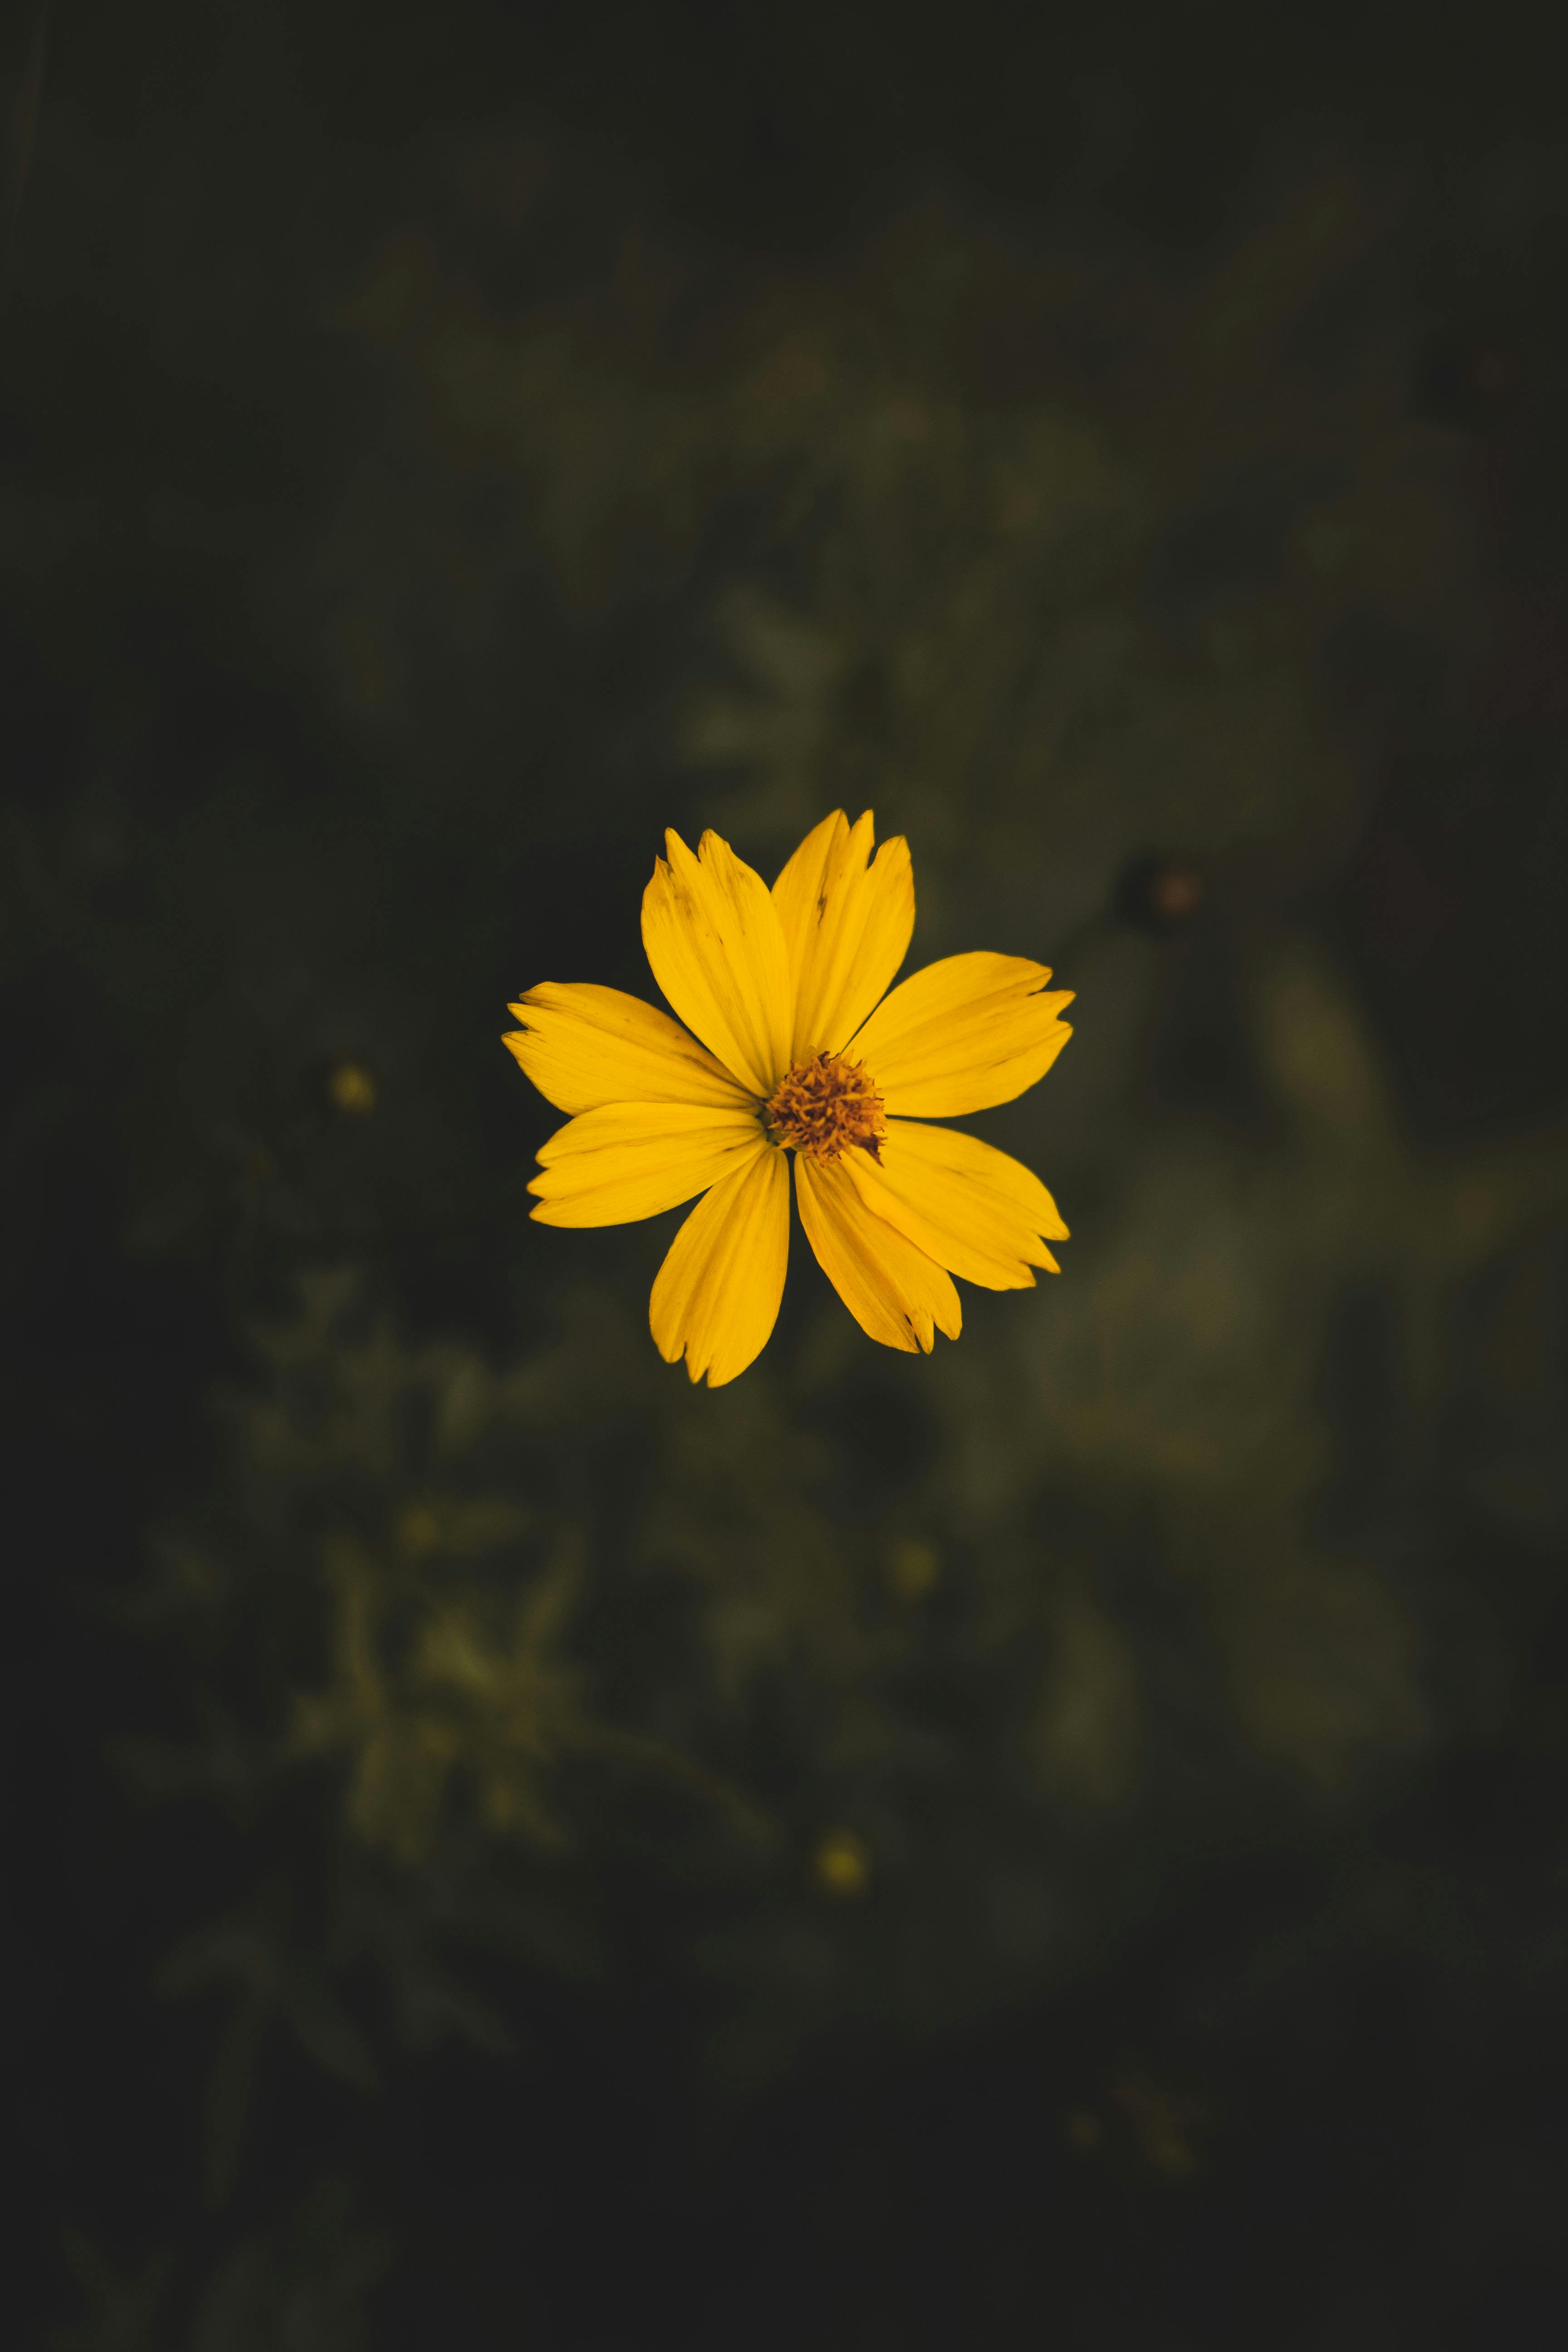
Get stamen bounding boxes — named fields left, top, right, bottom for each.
left=766, top=1052, right=886, bottom=1162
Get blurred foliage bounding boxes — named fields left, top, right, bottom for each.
left=6, top=13, right=1568, bottom=2345
left=55, top=2180, right=388, bottom=2352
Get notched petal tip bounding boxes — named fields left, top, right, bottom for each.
left=649, top=1145, right=790, bottom=1387
left=773, top=808, right=916, bottom=1061
left=528, top=1106, right=767, bottom=1227
left=795, top=1154, right=960, bottom=1354
left=502, top=981, right=750, bottom=1114
left=641, top=828, right=793, bottom=1098
left=843, top=1120, right=1068, bottom=1290
left=853, top=952, right=1076, bottom=1117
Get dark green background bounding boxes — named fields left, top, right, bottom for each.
left=6, top=4, right=1568, bottom=2345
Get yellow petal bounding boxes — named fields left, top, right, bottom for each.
left=641, top=829, right=793, bottom=1098
left=529, top=1105, right=766, bottom=1227
left=843, top=1120, right=1067, bottom=1289
left=851, top=952, right=1073, bottom=1116
left=771, top=809, right=915, bottom=1060
left=650, top=1142, right=790, bottom=1387
left=794, top=1155, right=961, bottom=1354
left=504, top=982, right=751, bottom=1115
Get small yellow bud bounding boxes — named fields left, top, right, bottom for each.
left=812, top=1826, right=870, bottom=1897
left=328, top=1061, right=377, bottom=1114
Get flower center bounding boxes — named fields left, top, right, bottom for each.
left=766, top=1052, right=886, bottom=1162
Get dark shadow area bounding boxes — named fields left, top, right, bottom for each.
left=6, top=4, right=1568, bottom=2347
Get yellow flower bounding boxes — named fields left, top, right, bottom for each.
left=503, top=813, right=1073, bottom=1387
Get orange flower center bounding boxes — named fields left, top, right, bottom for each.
left=766, top=1052, right=886, bottom=1162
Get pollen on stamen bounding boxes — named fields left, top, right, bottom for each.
left=766, top=1052, right=887, bottom=1162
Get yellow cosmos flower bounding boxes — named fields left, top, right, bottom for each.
left=503, top=812, right=1073, bottom=1387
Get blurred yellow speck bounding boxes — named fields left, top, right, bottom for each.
left=813, top=1827, right=870, bottom=1897
left=1064, top=2110, right=1104, bottom=2151
left=328, top=1061, right=377, bottom=1114
left=888, top=1539, right=940, bottom=1598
